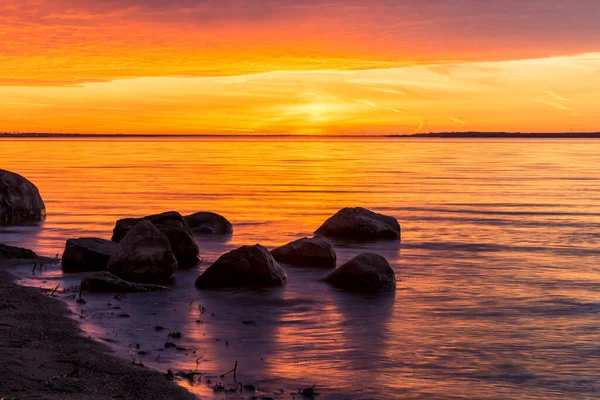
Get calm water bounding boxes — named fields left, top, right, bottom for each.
left=2, top=138, right=600, bottom=399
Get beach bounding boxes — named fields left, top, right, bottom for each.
left=0, top=259, right=196, bottom=400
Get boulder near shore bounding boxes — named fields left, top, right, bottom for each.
left=0, top=169, right=46, bottom=223
left=323, top=253, right=396, bottom=291
left=196, top=244, right=287, bottom=288
left=271, top=237, right=337, bottom=267
left=315, top=207, right=401, bottom=241
left=81, top=271, right=167, bottom=293
left=61, top=237, right=117, bottom=273
left=112, top=211, right=200, bottom=267
left=184, top=211, right=233, bottom=234
left=0, top=243, right=37, bottom=260
left=108, top=221, right=178, bottom=283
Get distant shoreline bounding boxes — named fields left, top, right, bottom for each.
left=1, top=132, right=600, bottom=139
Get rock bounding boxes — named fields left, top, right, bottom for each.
left=0, top=169, right=46, bottom=223
left=184, top=211, right=233, bottom=234
left=315, top=207, right=401, bottom=241
left=323, top=253, right=396, bottom=291
left=154, top=219, right=201, bottom=267
left=112, top=211, right=200, bottom=267
left=195, top=244, right=287, bottom=288
left=108, top=221, right=178, bottom=282
left=0, top=243, right=37, bottom=260
left=81, top=271, right=167, bottom=293
left=61, top=238, right=118, bottom=273
left=271, top=237, right=336, bottom=267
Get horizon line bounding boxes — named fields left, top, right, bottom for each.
left=2, top=131, right=600, bottom=139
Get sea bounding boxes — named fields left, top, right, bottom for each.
left=1, top=137, right=600, bottom=399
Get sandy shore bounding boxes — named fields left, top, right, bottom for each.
left=0, top=259, right=197, bottom=400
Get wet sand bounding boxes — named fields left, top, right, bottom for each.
left=0, top=259, right=196, bottom=400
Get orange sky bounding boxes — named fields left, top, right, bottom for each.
left=1, top=0, right=599, bottom=134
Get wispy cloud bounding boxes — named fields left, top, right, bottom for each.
left=534, top=99, right=574, bottom=112
left=543, top=90, right=569, bottom=102
left=413, top=120, right=425, bottom=133
left=372, top=88, right=408, bottom=96
left=390, top=108, right=403, bottom=114
left=449, top=117, right=466, bottom=124
left=357, top=100, right=376, bottom=107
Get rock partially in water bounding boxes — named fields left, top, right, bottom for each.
left=81, top=271, right=167, bottom=293
left=155, top=219, right=201, bottom=267
left=195, top=244, right=287, bottom=289
left=62, top=237, right=118, bottom=273
left=0, top=169, right=46, bottom=224
left=315, top=207, right=401, bottom=241
left=108, top=221, right=178, bottom=283
left=112, top=211, right=200, bottom=267
left=323, top=253, right=396, bottom=291
left=0, top=243, right=37, bottom=260
left=271, top=237, right=336, bottom=267
left=184, top=211, right=233, bottom=234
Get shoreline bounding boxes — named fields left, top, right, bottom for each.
left=0, top=259, right=197, bottom=400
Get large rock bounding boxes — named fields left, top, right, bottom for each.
left=112, top=211, right=200, bottom=267
left=81, top=272, right=167, bottom=293
left=323, top=253, right=396, bottom=291
left=184, top=211, right=233, bottom=234
left=108, top=221, right=178, bottom=283
left=0, top=243, right=37, bottom=260
left=62, top=238, right=117, bottom=273
left=271, top=237, right=336, bottom=267
left=195, top=244, right=287, bottom=289
left=315, top=207, right=401, bottom=241
left=0, top=169, right=46, bottom=223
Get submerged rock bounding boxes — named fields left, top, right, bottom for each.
left=81, top=271, right=167, bottom=293
left=62, top=237, right=118, bottom=273
left=315, top=207, right=401, bottom=241
left=112, top=211, right=200, bottom=267
left=108, top=221, right=178, bottom=282
left=323, top=253, right=396, bottom=291
left=0, top=243, right=37, bottom=260
left=184, top=211, right=233, bottom=234
left=0, top=169, right=46, bottom=223
left=271, top=237, right=336, bottom=267
left=195, top=244, right=287, bottom=288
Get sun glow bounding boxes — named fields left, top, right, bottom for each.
left=1, top=53, right=599, bottom=134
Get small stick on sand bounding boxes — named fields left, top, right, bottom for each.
left=220, top=361, right=238, bottom=381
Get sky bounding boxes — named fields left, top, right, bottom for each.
left=1, top=0, right=599, bottom=134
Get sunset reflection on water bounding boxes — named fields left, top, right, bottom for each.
left=1, top=137, right=600, bottom=399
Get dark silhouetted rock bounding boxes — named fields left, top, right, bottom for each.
left=315, top=207, right=400, bottom=241
left=112, top=211, right=200, bottom=267
left=271, top=237, right=336, bottom=267
left=184, top=211, right=233, bottom=234
left=0, top=243, right=37, bottom=260
left=195, top=244, right=287, bottom=289
left=62, top=237, right=117, bottom=273
left=81, top=271, right=167, bottom=293
left=0, top=169, right=46, bottom=223
left=323, top=253, right=396, bottom=291
left=108, top=221, right=178, bottom=282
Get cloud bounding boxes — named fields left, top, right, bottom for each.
left=413, top=120, right=426, bottom=134
left=542, top=90, right=569, bottom=102
left=449, top=117, right=466, bottom=124
left=357, top=100, right=376, bottom=107
left=534, top=99, right=575, bottom=112
left=1, top=0, right=600, bottom=86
